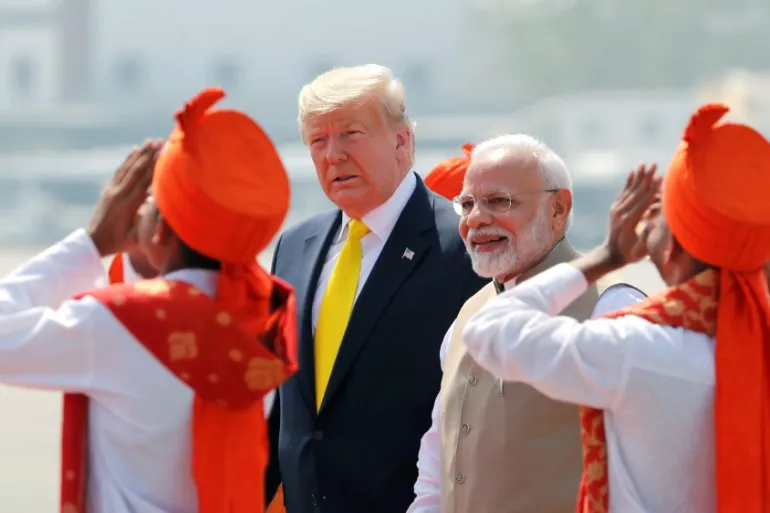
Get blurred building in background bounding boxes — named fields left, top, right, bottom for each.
left=0, top=0, right=769, bottom=248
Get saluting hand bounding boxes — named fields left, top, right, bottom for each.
left=604, top=163, right=661, bottom=266
left=86, top=140, right=163, bottom=257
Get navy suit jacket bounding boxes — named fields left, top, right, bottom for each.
left=266, top=175, right=488, bottom=513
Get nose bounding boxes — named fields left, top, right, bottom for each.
left=464, top=202, right=492, bottom=229
left=326, top=136, right=347, bottom=164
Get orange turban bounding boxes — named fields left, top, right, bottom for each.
left=424, top=143, right=474, bottom=200
left=662, top=103, right=770, bottom=512
left=154, top=87, right=290, bottom=334
left=152, top=87, right=291, bottom=513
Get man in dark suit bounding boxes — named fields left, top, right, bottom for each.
left=265, top=64, right=488, bottom=513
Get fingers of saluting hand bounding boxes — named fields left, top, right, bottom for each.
left=119, top=139, right=163, bottom=205
left=618, top=164, right=660, bottom=221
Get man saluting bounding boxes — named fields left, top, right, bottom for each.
left=0, top=86, right=297, bottom=513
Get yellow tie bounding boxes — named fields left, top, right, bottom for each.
left=314, top=219, right=370, bottom=409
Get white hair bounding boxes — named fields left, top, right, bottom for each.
left=471, top=134, right=574, bottom=232
left=298, top=64, right=414, bottom=147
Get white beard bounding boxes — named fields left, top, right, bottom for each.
left=465, top=209, right=553, bottom=280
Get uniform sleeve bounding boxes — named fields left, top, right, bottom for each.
left=462, top=264, right=656, bottom=410
left=0, top=229, right=107, bottom=315
left=407, top=322, right=453, bottom=513
left=0, top=297, right=99, bottom=392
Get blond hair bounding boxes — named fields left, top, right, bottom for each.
left=298, top=64, right=413, bottom=143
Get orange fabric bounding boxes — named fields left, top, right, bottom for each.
left=150, top=87, right=294, bottom=513
left=60, top=278, right=298, bottom=513
left=107, top=254, right=124, bottom=283
left=661, top=104, right=770, bottom=513
left=60, top=87, right=296, bottom=513
left=266, top=485, right=286, bottom=513
left=153, top=87, right=289, bottom=265
left=424, top=143, right=474, bottom=200
left=576, top=270, right=719, bottom=512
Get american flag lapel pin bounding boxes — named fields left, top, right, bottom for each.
left=402, top=248, right=415, bottom=260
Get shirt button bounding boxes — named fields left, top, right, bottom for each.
left=312, top=429, right=324, bottom=441
left=455, top=473, right=465, bottom=483
left=468, top=374, right=478, bottom=386
left=461, top=423, right=470, bottom=434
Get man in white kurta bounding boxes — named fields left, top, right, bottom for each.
left=0, top=87, right=296, bottom=513
left=461, top=260, right=715, bottom=512
left=463, top=105, right=770, bottom=513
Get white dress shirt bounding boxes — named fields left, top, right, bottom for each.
left=407, top=273, right=646, bottom=513
left=462, top=263, right=716, bottom=513
left=311, top=171, right=417, bottom=331
left=0, top=230, right=275, bottom=513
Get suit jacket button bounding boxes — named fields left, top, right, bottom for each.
left=311, top=494, right=318, bottom=506
left=312, top=429, right=324, bottom=441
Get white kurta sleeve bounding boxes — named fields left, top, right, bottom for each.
left=462, top=263, right=654, bottom=410
left=407, top=322, right=452, bottom=513
left=0, top=229, right=107, bottom=315
left=0, top=297, right=99, bottom=391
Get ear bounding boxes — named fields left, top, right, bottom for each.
left=151, top=218, right=173, bottom=246
left=395, top=129, right=409, bottom=150
left=551, top=189, right=572, bottom=230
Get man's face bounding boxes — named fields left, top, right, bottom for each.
left=305, top=101, right=411, bottom=219
left=642, top=200, right=689, bottom=286
left=458, top=151, right=566, bottom=280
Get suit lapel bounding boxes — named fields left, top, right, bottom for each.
left=319, top=180, right=436, bottom=412
left=296, top=211, right=341, bottom=413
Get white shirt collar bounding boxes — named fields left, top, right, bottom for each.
left=123, top=253, right=220, bottom=297
left=337, top=171, right=417, bottom=242
left=164, top=268, right=220, bottom=297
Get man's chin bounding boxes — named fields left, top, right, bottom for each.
left=469, top=250, right=512, bottom=279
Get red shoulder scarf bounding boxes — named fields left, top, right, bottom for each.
left=60, top=255, right=297, bottom=513
left=576, top=269, right=718, bottom=513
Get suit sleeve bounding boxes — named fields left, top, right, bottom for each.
left=265, top=234, right=284, bottom=504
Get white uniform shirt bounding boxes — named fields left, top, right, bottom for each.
left=463, top=263, right=716, bottom=513
left=0, top=230, right=274, bottom=513
left=408, top=274, right=646, bottom=513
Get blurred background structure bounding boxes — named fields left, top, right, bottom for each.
left=0, top=0, right=768, bottom=509
left=2, top=0, right=768, bottom=249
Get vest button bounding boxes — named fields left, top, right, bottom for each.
left=468, top=374, right=478, bottom=386
left=461, top=423, right=470, bottom=434
left=312, top=429, right=324, bottom=441
left=455, top=472, right=465, bottom=483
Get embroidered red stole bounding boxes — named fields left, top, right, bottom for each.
left=576, top=269, right=719, bottom=513
left=59, top=277, right=298, bottom=513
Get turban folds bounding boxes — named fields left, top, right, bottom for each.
left=424, top=143, right=474, bottom=200
left=662, top=103, right=770, bottom=512
left=152, top=87, right=291, bottom=513
left=153, top=87, right=290, bottom=336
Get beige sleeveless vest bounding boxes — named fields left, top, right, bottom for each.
left=439, top=241, right=623, bottom=513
